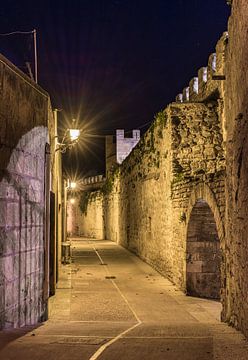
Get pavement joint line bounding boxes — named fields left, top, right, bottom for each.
left=88, top=322, right=141, bottom=360
left=87, top=240, right=142, bottom=360
left=27, top=335, right=213, bottom=339
left=47, top=320, right=137, bottom=323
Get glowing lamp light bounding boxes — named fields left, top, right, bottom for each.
left=70, top=182, right=76, bottom=189
left=70, top=198, right=75, bottom=204
left=69, top=129, right=80, bottom=141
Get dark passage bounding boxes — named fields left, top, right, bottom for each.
left=186, top=199, right=221, bottom=299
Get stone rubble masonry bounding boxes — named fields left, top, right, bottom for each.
left=0, top=53, right=53, bottom=329
left=78, top=28, right=230, bottom=329
left=80, top=95, right=226, bottom=293
left=80, top=193, right=104, bottom=239
left=73, top=2, right=248, bottom=340
left=224, top=0, right=248, bottom=338
left=67, top=193, right=104, bottom=239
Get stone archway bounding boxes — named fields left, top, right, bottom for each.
left=0, top=126, right=49, bottom=328
left=186, top=198, right=221, bottom=299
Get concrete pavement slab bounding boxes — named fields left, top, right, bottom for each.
left=0, top=238, right=247, bottom=360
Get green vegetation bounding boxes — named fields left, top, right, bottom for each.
left=154, top=110, right=167, bottom=128
left=101, top=176, right=114, bottom=195
left=79, top=191, right=97, bottom=215
left=102, top=165, right=120, bottom=195
left=79, top=111, right=169, bottom=214
left=172, top=159, right=183, bottom=173
left=172, top=172, right=185, bottom=184
left=171, top=158, right=185, bottom=184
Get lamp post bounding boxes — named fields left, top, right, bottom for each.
left=62, top=179, right=77, bottom=263
left=52, top=109, right=81, bottom=271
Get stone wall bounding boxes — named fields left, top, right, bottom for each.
left=116, top=111, right=173, bottom=279
left=79, top=34, right=227, bottom=293
left=105, top=135, right=117, bottom=176
left=67, top=198, right=79, bottom=236
left=111, top=100, right=225, bottom=292
left=67, top=192, right=104, bottom=239
left=81, top=96, right=225, bottom=295
left=105, top=130, right=140, bottom=175
left=103, top=175, right=120, bottom=244
left=116, top=129, right=140, bottom=164
left=169, top=102, right=226, bottom=290
left=0, top=54, right=51, bottom=328
left=76, top=6, right=248, bottom=339
left=80, top=194, right=104, bottom=239
left=224, top=0, right=248, bottom=337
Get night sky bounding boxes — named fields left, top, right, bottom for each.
left=0, top=1, right=230, bottom=178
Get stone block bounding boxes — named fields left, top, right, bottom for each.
left=6, top=202, right=20, bottom=227
left=215, top=32, right=228, bottom=74
left=4, top=229, right=19, bottom=255
left=0, top=201, right=7, bottom=226
left=198, top=67, right=208, bottom=97
left=175, top=93, right=183, bottom=103
left=3, top=255, right=14, bottom=282
left=182, top=87, right=189, bottom=101
left=189, top=77, right=199, bottom=100
left=0, top=179, right=10, bottom=199
left=116, top=129, right=124, bottom=138
left=132, top=130, right=140, bottom=140
left=207, top=53, right=216, bottom=79
left=5, top=281, right=18, bottom=308
left=6, top=186, right=19, bottom=201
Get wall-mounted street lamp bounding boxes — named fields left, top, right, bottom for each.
left=62, top=177, right=78, bottom=264
left=56, top=119, right=81, bottom=153
left=69, top=129, right=80, bottom=141
left=66, top=179, right=77, bottom=190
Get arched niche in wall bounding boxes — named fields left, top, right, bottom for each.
left=186, top=199, right=221, bottom=299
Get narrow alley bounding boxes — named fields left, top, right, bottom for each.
left=0, top=238, right=247, bottom=360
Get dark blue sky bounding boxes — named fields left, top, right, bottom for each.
left=0, top=1, right=230, bottom=176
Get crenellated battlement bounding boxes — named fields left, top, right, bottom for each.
left=175, top=32, right=228, bottom=103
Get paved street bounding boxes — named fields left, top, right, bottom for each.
left=0, top=238, right=248, bottom=360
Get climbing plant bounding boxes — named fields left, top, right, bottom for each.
left=79, top=191, right=96, bottom=214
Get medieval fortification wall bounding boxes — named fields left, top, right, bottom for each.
left=76, top=1, right=248, bottom=339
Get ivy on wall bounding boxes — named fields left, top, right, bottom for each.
left=101, top=165, right=119, bottom=195
left=78, top=191, right=99, bottom=215
left=79, top=191, right=92, bottom=214
left=79, top=166, right=120, bottom=214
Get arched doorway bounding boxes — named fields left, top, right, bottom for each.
left=186, top=199, right=221, bottom=299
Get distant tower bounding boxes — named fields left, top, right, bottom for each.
left=105, top=129, right=140, bottom=175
